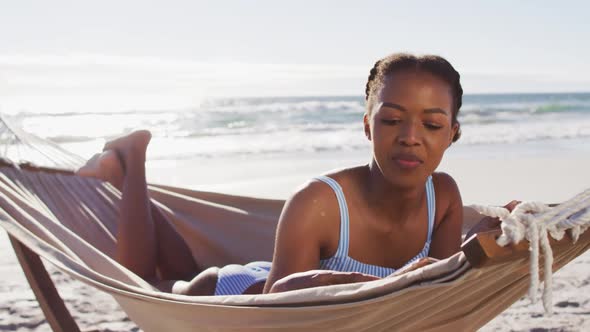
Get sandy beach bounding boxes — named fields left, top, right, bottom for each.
left=1, top=141, right=590, bottom=331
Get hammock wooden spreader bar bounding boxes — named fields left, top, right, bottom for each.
left=1, top=163, right=589, bottom=332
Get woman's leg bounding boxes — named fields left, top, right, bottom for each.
left=77, top=130, right=199, bottom=280
left=76, top=130, right=271, bottom=295
left=150, top=202, right=200, bottom=280
left=108, top=131, right=160, bottom=278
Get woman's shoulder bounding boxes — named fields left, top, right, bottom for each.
left=431, top=172, right=463, bottom=226
left=287, top=167, right=358, bottom=203
left=319, top=166, right=367, bottom=186
left=431, top=172, right=459, bottom=191
left=277, top=170, right=357, bottom=249
left=281, top=167, right=362, bottom=225
left=431, top=171, right=461, bottom=203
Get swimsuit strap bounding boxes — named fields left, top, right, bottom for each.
left=426, top=175, right=436, bottom=243
left=314, top=175, right=350, bottom=257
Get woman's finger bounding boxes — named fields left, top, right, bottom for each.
left=504, top=200, right=521, bottom=212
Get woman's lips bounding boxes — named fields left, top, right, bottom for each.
left=394, top=159, right=422, bottom=169
left=392, top=153, right=423, bottom=169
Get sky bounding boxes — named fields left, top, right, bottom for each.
left=1, top=0, right=589, bottom=113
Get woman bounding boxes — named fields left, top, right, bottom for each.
left=77, top=53, right=488, bottom=296
left=264, top=53, right=464, bottom=293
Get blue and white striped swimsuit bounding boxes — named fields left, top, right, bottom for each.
left=213, top=175, right=436, bottom=295
left=317, top=175, right=436, bottom=277
left=213, top=261, right=271, bottom=296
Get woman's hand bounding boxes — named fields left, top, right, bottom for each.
left=503, top=200, right=521, bottom=212
left=465, top=200, right=521, bottom=240
left=388, top=257, right=439, bottom=277
left=268, top=270, right=380, bottom=293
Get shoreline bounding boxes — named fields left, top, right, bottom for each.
left=146, top=139, right=590, bottom=205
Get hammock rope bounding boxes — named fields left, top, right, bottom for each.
left=470, top=189, right=590, bottom=315
left=0, top=117, right=84, bottom=171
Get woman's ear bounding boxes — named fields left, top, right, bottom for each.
left=449, top=122, right=459, bottom=146
left=363, top=113, right=371, bottom=141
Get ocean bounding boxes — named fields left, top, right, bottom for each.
left=3, top=92, right=590, bottom=162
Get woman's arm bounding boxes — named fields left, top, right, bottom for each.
left=428, top=173, right=464, bottom=259
left=268, top=270, right=380, bottom=293
left=464, top=200, right=521, bottom=240
left=262, top=181, right=333, bottom=294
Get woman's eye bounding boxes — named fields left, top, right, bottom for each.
left=381, top=119, right=400, bottom=125
left=424, top=122, right=443, bottom=130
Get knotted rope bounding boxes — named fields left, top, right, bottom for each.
left=470, top=189, right=590, bottom=315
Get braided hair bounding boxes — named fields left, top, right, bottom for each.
left=365, top=53, right=463, bottom=142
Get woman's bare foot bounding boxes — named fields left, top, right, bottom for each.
left=103, top=130, right=152, bottom=166
left=75, top=151, right=125, bottom=190
left=75, top=130, right=152, bottom=190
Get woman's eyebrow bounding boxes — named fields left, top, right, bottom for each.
left=382, top=103, right=449, bottom=116
left=382, top=102, right=407, bottom=112
left=424, top=108, right=449, bottom=116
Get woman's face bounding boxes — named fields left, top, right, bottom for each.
left=364, top=69, right=458, bottom=188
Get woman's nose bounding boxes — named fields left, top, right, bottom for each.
left=398, top=121, right=421, bottom=146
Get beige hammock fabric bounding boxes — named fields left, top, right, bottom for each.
left=1, top=165, right=589, bottom=332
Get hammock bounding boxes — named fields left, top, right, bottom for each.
left=0, top=117, right=589, bottom=332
